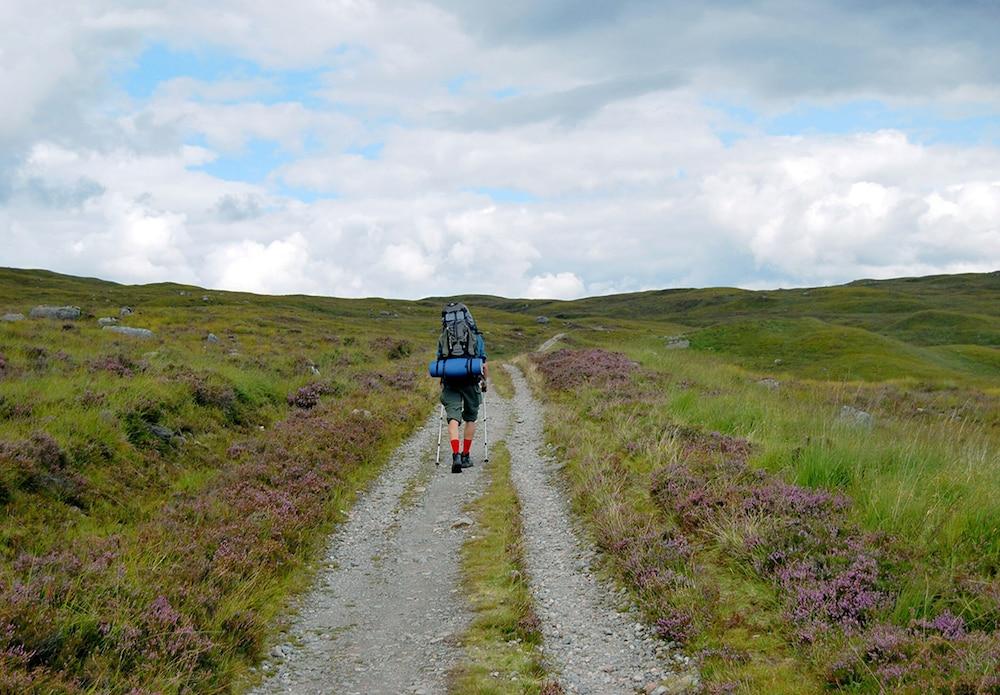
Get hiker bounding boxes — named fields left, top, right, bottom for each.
left=434, top=302, right=488, bottom=474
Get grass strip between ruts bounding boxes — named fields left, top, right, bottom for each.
left=450, top=441, right=562, bottom=695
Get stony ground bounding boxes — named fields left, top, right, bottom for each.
left=249, top=365, right=691, bottom=694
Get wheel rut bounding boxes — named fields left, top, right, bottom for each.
left=504, top=365, right=679, bottom=694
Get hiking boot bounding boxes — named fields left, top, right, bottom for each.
left=451, top=453, right=462, bottom=474
left=460, top=452, right=473, bottom=468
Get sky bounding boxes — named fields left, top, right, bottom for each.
left=1, top=0, right=999, bottom=299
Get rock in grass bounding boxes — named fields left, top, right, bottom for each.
left=119, top=306, right=133, bottom=317
left=97, top=317, right=119, bottom=327
left=206, top=333, right=219, bottom=343
left=30, top=305, right=81, bottom=320
left=148, top=425, right=174, bottom=442
left=1, top=313, right=24, bottom=322
left=839, top=405, right=874, bottom=428
left=103, top=326, right=154, bottom=339
left=536, top=315, right=550, bottom=324
left=757, top=378, right=780, bottom=390
left=665, top=336, right=689, bottom=349
left=451, top=516, right=475, bottom=529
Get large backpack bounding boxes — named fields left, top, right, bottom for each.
left=441, top=302, right=479, bottom=357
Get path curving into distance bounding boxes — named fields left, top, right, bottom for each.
left=249, top=360, right=685, bottom=694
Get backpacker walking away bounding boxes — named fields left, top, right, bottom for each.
left=429, top=302, right=488, bottom=474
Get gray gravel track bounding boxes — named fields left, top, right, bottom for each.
left=249, top=362, right=694, bottom=694
left=249, top=391, right=513, bottom=695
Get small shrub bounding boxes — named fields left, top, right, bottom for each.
left=655, top=608, right=695, bottom=644
left=0, top=433, right=87, bottom=505
left=532, top=348, right=637, bottom=390
left=369, top=336, right=412, bottom=360
left=286, top=382, right=334, bottom=409
left=89, top=354, right=144, bottom=377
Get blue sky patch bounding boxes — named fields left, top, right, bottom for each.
left=347, top=142, right=385, bottom=160
left=192, top=138, right=293, bottom=183
left=120, top=42, right=328, bottom=107
left=121, top=43, right=262, bottom=98
left=492, top=86, right=520, bottom=100
left=446, top=73, right=478, bottom=94
left=706, top=98, right=1000, bottom=146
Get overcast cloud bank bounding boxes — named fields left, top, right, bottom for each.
left=1, top=0, right=998, bottom=298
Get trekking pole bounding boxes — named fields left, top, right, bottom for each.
left=435, top=404, right=444, bottom=465
left=482, top=389, right=489, bottom=462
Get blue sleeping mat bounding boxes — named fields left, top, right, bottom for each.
left=428, top=357, right=484, bottom=378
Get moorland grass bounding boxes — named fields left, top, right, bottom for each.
left=526, top=333, right=999, bottom=693
left=0, top=269, right=544, bottom=692
left=2, top=266, right=997, bottom=692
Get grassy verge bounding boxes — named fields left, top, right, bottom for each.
left=488, top=361, right=514, bottom=400
left=524, top=341, right=1000, bottom=694
left=451, top=442, right=560, bottom=695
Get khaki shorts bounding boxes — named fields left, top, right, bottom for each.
left=440, top=379, right=481, bottom=422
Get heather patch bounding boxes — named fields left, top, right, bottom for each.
left=650, top=429, right=892, bottom=641
left=286, top=381, right=336, bottom=409
left=531, top=348, right=637, bottom=390
left=0, top=400, right=419, bottom=690
left=88, top=353, right=145, bottom=377
left=0, top=432, right=88, bottom=506
left=827, top=617, right=1000, bottom=692
left=356, top=368, right=419, bottom=392
left=369, top=336, right=412, bottom=360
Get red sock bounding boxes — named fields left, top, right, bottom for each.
left=463, top=439, right=472, bottom=454
left=450, top=439, right=460, bottom=454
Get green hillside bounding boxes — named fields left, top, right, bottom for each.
left=1, top=266, right=998, bottom=692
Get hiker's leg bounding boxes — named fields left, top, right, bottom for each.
left=441, top=384, right=463, bottom=453
left=460, top=382, right=480, bottom=455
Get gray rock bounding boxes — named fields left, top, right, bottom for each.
left=451, top=516, right=475, bottom=529
left=206, top=333, right=219, bottom=343
left=97, top=317, right=118, bottom=327
left=839, top=405, right=874, bottom=428
left=103, top=326, right=154, bottom=339
left=147, top=424, right=174, bottom=441
left=1, top=313, right=24, bottom=322
left=665, top=337, right=689, bottom=350
left=30, top=305, right=81, bottom=320
left=308, top=364, right=321, bottom=376
left=757, top=378, right=780, bottom=390
left=202, top=295, right=210, bottom=302
left=536, top=316, right=550, bottom=324
left=119, top=306, right=133, bottom=317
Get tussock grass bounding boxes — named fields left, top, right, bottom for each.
left=451, top=442, right=558, bottom=694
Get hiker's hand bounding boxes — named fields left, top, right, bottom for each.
left=480, top=377, right=488, bottom=392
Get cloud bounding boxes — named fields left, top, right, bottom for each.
left=0, top=0, right=998, bottom=300
left=526, top=272, right=585, bottom=299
